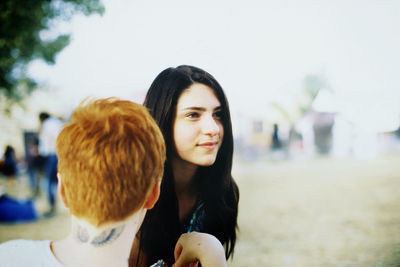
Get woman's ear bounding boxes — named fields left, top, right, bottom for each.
left=144, top=180, right=161, bottom=210
left=57, top=173, right=68, bottom=208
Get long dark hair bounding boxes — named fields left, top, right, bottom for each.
left=139, top=65, right=239, bottom=265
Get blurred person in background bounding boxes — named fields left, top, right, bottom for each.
left=2, top=145, right=18, bottom=185
left=38, top=112, right=63, bottom=216
left=26, top=137, right=43, bottom=198
left=271, top=123, right=282, bottom=150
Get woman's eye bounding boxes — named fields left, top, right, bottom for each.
left=187, top=112, right=200, bottom=118
left=213, top=111, right=222, bottom=120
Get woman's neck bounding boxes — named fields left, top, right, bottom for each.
left=52, top=210, right=146, bottom=267
left=171, top=156, right=199, bottom=221
left=171, top=156, right=198, bottom=195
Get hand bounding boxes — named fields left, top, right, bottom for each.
left=173, top=232, right=227, bottom=267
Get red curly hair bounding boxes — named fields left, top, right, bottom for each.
left=56, top=98, right=165, bottom=227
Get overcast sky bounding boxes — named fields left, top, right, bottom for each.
left=27, top=0, right=400, bottom=133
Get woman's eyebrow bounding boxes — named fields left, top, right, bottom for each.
left=181, top=107, right=206, bottom=111
left=180, top=105, right=222, bottom=111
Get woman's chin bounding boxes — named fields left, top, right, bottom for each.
left=194, top=157, right=217, bottom=167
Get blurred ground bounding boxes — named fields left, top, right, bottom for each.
left=231, top=153, right=400, bottom=267
left=0, top=175, right=70, bottom=242
left=1, top=154, right=400, bottom=266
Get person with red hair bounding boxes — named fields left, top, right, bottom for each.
left=1, top=98, right=165, bottom=266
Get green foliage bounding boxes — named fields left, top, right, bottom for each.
left=378, top=243, right=400, bottom=266
left=269, top=73, right=329, bottom=124
left=269, top=101, right=293, bottom=123
left=299, top=74, right=328, bottom=115
left=0, top=0, right=104, bottom=108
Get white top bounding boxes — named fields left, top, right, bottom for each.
left=0, top=239, right=64, bottom=267
left=39, top=117, right=63, bottom=156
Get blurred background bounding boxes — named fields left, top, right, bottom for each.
left=1, top=0, right=400, bottom=266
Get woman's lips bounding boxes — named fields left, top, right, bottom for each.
left=197, top=142, right=218, bottom=150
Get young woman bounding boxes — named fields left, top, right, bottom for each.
left=133, top=65, right=239, bottom=266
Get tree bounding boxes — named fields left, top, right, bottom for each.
left=269, top=73, right=329, bottom=124
left=0, top=0, right=104, bottom=110
left=268, top=73, right=330, bottom=153
left=299, top=74, right=327, bottom=115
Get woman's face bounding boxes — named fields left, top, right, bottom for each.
left=173, top=83, right=224, bottom=167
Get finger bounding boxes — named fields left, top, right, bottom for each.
left=174, top=243, right=183, bottom=261
left=173, top=257, right=189, bottom=267
left=174, top=257, right=195, bottom=267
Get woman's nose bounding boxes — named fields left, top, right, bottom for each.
left=201, top=115, right=220, bottom=136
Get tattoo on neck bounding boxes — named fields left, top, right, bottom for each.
left=91, top=225, right=125, bottom=247
left=75, top=225, right=89, bottom=243
left=74, top=224, right=125, bottom=247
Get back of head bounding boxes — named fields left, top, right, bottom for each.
left=56, top=98, right=166, bottom=227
